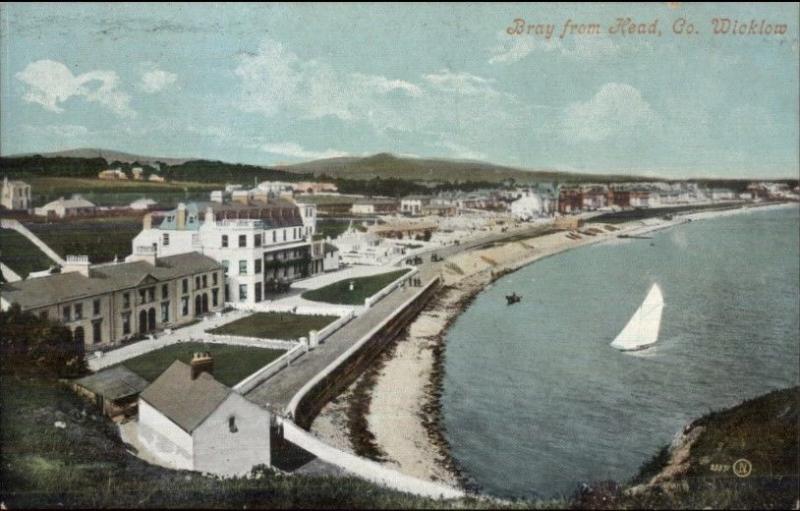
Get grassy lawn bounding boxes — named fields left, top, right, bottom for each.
left=208, top=312, right=338, bottom=340
left=0, top=229, right=54, bottom=278
left=28, top=177, right=221, bottom=207
left=27, top=219, right=142, bottom=264
left=302, top=269, right=411, bottom=305
left=119, top=342, right=285, bottom=386
left=314, top=220, right=352, bottom=240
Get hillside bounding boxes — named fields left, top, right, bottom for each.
left=279, top=152, right=650, bottom=184
left=6, top=148, right=193, bottom=166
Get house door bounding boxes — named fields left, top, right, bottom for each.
left=202, top=294, right=209, bottom=313
left=139, top=310, right=148, bottom=333
left=74, top=326, right=85, bottom=344
left=148, top=308, right=156, bottom=331
left=195, top=295, right=202, bottom=317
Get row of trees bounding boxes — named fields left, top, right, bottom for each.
left=0, top=304, right=87, bottom=378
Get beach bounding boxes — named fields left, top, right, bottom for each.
left=310, top=201, right=798, bottom=488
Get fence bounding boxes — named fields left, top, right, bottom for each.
left=233, top=343, right=307, bottom=393
left=363, top=266, right=418, bottom=308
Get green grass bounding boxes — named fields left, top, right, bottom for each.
left=314, top=220, right=352, bottom=240
left=28, top=177, right=221, bottom=207
left=0, top=229, right=54, bottom=277
left=302, top=269, right=411, bottom=305
left=117, top=342, right=285, bottom=386
left=27, top=218, right=142, bottom=264
left=0, top=371, right=513, bottom=509
left=207, top=312, right=338, bottom=340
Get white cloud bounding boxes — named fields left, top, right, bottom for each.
left=489, top=33, right=619, bottom=64
left=23, top=124, right=90, bottom=139
left=186, top=125, right=230, bottom=138
left=139, top=65, right=178, bottom=93
left=422, top=70, right=500, bottom=96
left=259, top=142, right=349, bottom=160
left=561, top=83, right=658, bottom=142
left=15, top=60, right=135, bottom=117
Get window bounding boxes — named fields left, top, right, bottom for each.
left=123, top=292, right=130, bottom=309
left=163, top=233, right=170, bottom=246
left=254, top=234, right=262, bottom=247
left=74, top=303, right=83, bottom=320
left=92, top=320, right=102, bottom=344
left=122, top=312, right=131, bottom=335
left=213, top=272, right=218, bottom=286
left=195, top=276, right=201, bottom=289
left=202, top=275, right=207, bottom=288
left=93, top=299, right=101, bottom=316
left=228, top=416, right=238, bottom=433
left=255, top=282, right=262, bottom=302
left=139, top=288, right=147, bottom=304
left=212, top=288, right=219, bottom=307
left=239, top=284, right=247, bottom=301
left=181, top=296, right=189, bottom=316
left=162, top=284, right=168, bottom=299
left=221, top=235, right=228, bottom=248
left=239, top=234, right=246, bottom=247
left=283, top=229, right=286, bottom=242
left=272, top=231, right=276, bottom=243
left=255, top=259, right=262, bottom=274
left=239, top=260, right=247, bottom=275
left=222, top=260, right=229, bottom=275
left=182, top=279, right=188, bottom=294
left=39, top=311, right=48, bottom=320
left=161, top=301, right=170, bottom=323
left=148, top=287, right=156, bottom=303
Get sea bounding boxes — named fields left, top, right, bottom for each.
left=441, top=205, right=800, bottom=499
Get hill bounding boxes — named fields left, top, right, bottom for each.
left=5, top=148, right=193, bottom=166
left=279, top=152, right=651, bottom=184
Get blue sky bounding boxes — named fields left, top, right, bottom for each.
left=1, top=3, right=798, bottom=178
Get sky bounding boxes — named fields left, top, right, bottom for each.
left=1, top=2, right=798, bottom=179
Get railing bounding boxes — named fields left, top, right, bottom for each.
left=363, top=266, right=418, bottom=307
left=233, top=343, right=306, bottom=393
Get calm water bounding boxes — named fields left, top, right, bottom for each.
left=441, top=206, right=800, bottom=499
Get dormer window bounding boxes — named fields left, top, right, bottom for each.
left=228, top=416, right=238, bottom=433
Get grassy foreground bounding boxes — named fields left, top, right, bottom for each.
left=118, top=342, right=285, bottom=386
left=302, top=269, right=411, bottom=305
left=208, top=312, right=339, bottom=340
left=0, top=229, right=54, bottom=277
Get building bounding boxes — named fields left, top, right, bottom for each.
left=400, top=196, right=431, bottom=216
left=558, top=186, right=583, bottom=214
left=148, top=174, right=166, bottom=183
left=290, top=181, right=338, bottom=194
left=128, top=200, right=316, bottom=304
left=132, top=167, right=144, bottom=180
left=582, top=186, right=609, bottom=211
left=137, top=357, right=271, bottom=476
left=332, top=228, right=405, bottom=266
left=130, top=198, right=158, bottom=210
left=1, top=177, right=31, bottom=211
left=422, top=203, right=457, bottom=217
left=34, top=195, right=96, bottom=218
left=510, top=190, right=545, bottom=219
left=72, top=365, right=149, bottom=419
left=98, top=169, right=128, bottom=180
left=0, top=252, right=224, bottom=349
left=369, top=220, right=438, bottom=240
left=710, top=188, right=736, bottom=201
left=350, top=198, right=399, bottom=215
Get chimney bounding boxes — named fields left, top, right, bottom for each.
left=176, top=203, right=187, bottom=229
left=62, top=255, right=91, bottom=277
left=205, top=206, right=215, bottom=224
left=142, top=213, right=152, bottom=230
left=190, top=352, right=214, bottom=380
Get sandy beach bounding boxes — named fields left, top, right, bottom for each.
left=310, top=201, right=798, bottom=488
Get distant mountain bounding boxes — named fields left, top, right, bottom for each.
left=278, top=152, right=649, bottom=184
left=6, top=148, right=193, bottom=166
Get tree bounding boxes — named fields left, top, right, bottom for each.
left=0, top=304, right=87, bottom=378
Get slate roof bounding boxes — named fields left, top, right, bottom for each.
left=41, top=197, right=96, bottom=210
left=157, top=201, right=304, bottom=230
left=0, top=252, right=221, bottom=310
left=74, top=365, right=149, bottom=401
left=139, top=360, right=231, bottom=433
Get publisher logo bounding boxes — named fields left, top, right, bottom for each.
left=732, top=458, right=752, bottom=478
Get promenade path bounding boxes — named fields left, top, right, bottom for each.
left=245, top=221, right=557, bottom=413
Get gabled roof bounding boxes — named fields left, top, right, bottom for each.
left=139, top=360, right=231, bottom=433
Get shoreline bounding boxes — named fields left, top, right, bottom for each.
left=310, top=200, right=799, bottom=492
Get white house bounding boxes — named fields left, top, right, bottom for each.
left=510, top=190, right=545, bottom=220
left=128, top=200, right=317, bottom=304
left=1, top=177, right=31, bottom=211
left=34, top=195, right=96, bottom=218
left=130, top=198, right=158, bottom=210
left=137, top=357, right=271, bottom=476
left=332, top=228, right=405, bottom=266
left=400, top=195, right=431, bottom=216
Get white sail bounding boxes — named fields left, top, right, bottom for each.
left=610, top=284, right=664, bottom=351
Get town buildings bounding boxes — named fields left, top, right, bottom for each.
left=98, top=169, right=128, bottom=180
left=400, top=195, right=431, bottom=216
left=350, top=198, right=399, bottom=215
left=137, top=357, right=271, bottom=476
left=0, top=252, right=224, bottom=349
left=34, top=195, right=97, bottom=218
left=1, top=177, right=31, bottom=211
left=127, top=199, right=320, bottom=304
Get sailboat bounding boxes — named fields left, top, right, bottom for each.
left=610, top=283, right=664, bottom=352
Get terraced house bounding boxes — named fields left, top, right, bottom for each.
left=0, top=253, right=224, bottom=349
left=127, top=199, right=325, bottom=305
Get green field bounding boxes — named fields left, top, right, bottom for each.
left=301, top=269, right=411, bottom=305
left=118, top=342, right=284, bottom=386
left=314, top=220, right=352, bottom=240
left=0, top=229, right=54, bottom=278
left=27, top=218, right=142, bottom=264
left=28, top=177, right=221, bottom=207
left=207, top=312, right=338, bottom=340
